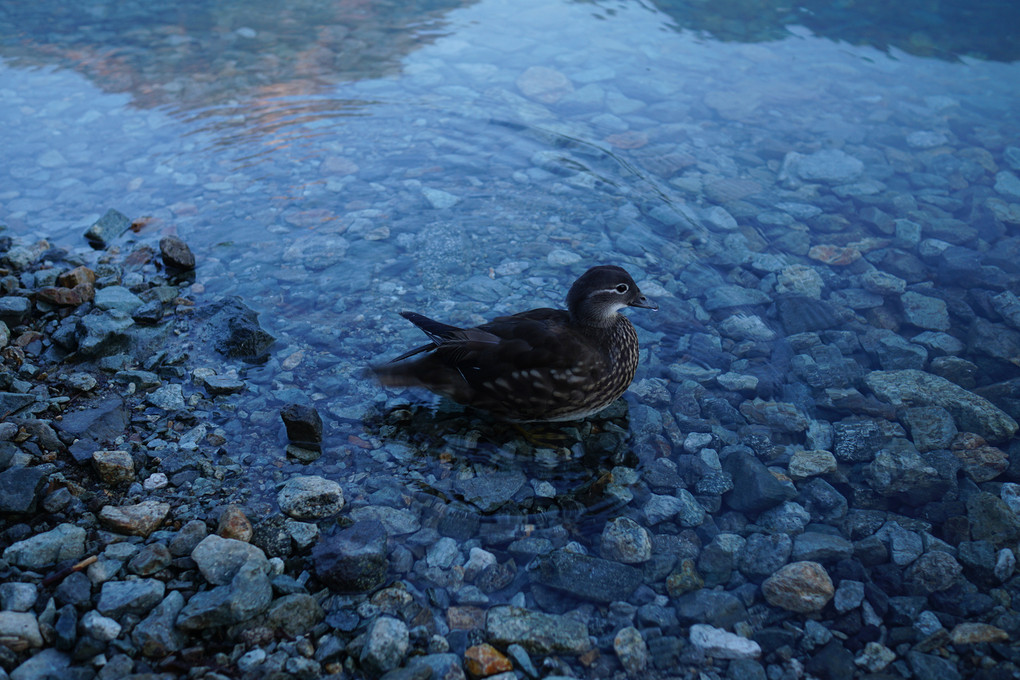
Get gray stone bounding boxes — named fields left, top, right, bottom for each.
left=486, top=606, right=590, bottom=655
left=361, top=616, right=409, bottom=674
left=192, top=535, right=269, bottom=585
left=644, top=490, right=705, bottom=527
left=601, top=517, right=652, bottom=564
left=875, top=522, right=923, bottom=566
left=791, top=532, right=854, bottom=564
left=454, top=470, right=526, bottom=513
left=94, top=285, right=144, bottom=314
left=176, top=560, right=272, bottom=630
left=0, top=582, right=38, bottom=612
left=528, top=549, right=642, bottom=603
left=900, top=291, right=950, bottom=331
left=995, top=171, right=1020, bottom=201
left=10, top=648, right=71, bottom=680
left=146, top=383, right=185, bottom=411
left=0, top=465, right=48, bottom=514
left=265, top=593, right=324, bottom=637
left=84, top=208, right=132, bottom=247
left=3, top=523, right=86, bottom=569
left=866, top=369, right=1018, bottom=444
left=833, top=579, right=865, bottom=613
left=96, top=579, right=166, bottom=617
left=76, top=310, right=134, bottom=358
left=784, top=149, right=864, bottom=184
left=738, top=533, right=792, bottom=581
left=278, top=475, right=345, bottom=519
left=132, top=590, right=186, bottom=658
left=722, top=450, right=797, bottom=515
left=313, top=520, right=388, bottom=593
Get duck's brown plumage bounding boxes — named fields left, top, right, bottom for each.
left=373, top=265, right=657, bottom=422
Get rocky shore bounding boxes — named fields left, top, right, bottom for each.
left=3, top=196, right=1020, bottom=680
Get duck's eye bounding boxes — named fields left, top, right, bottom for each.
left=615, top=283, right=629, bottom=294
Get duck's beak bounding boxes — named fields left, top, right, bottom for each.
left=629, top=294, right=658, bottom=310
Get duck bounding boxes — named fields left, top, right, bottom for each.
left=373, top=265, right=657, bottom=422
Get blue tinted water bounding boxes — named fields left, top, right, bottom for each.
left=2, top=0, right=1020, bottom=647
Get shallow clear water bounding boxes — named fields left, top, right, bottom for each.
left=3, top=0, right=1020, bottom=624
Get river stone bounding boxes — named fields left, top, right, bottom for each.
left=277, top=475, right=344, bottom=520
left=132, top=590, right=186, bottom=657
left=722, top=450, right=797, bottom=515
left=0, top=611, right=43, bottom=651
left=94, top=285, right=144, bottom=314
left=689, top=623, right=761, bottom=659
left=0, top=465, right=48, bottom=514
left=361, top=616, right=409, bottom=675
left=159, top=235, right=196, bottom=270
left=784, top=149, right=864, bottom=184
left=967, top=492, right=1020, bottom=546
left=865, top=369, right=1018, bottom=444
left=84, top=208, right=131, bottom=247
left=528, top=549, right=642, bottom=603
left=176, top=559, right=273, bottom=631
left=486, top=606, right=590, bottom=655
left=761, top=561, right=834, bottom=613
left=313, top=520, right=388, bottom=593
left=96, top=579, right=166, bottom=617
left=192, top=535, right=270, bottom=585
left=601, top=517, right=653, bottom=564
left=91, top=449, right=135, bottom=484
left=3, top=523, right=86, bottom=569
left=99, top=500, right=171, bottom=537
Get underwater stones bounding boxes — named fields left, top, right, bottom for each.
left=865, top=369, right=1018, bottom=444
left=527, top=550, right=642, bottom=603
left=600, top=517, right=652, bottom=564
left=313, top=520, right=388, bottom=593
left=278, top=475, right=344, bottom=519
left=485, top=606, right=589, bottom=656
left=900, top=291, right=950, bottom=331
left=280, top=403, right=323, bottom=450
left=360, top=616, right=409, bottom=675
left=722, top=450, right=796, bottom=515
left=782, top=149, right=864, bottom=185
left=191, top=296, right=275, bottom=361
left=516, top=66, right=573, bottom=104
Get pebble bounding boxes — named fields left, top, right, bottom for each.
left=761, top=561, right=835, bottom=613
left=277, top=475, right=345, bottom=519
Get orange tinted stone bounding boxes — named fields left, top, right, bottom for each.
left=464, top=644, right=512, bottom=678
left=807, top=244, right=861, bottom=266
left=56, top=266, right=96, bottom=288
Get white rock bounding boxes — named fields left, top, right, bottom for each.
left=689, top=623, right=761, bottom=659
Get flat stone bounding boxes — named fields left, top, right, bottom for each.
left=486, top=606, right=590, bottom=656
left=278, top=475, right=344, bottom=519
left=527, top=549, right=642, bottom=603
left=99, top=500, right=171, bottom=537
left=866, top=369, right=1018, bottom=444
left=0, top=611, right=43, bottom=651
left=3, top=523, right=86, bottom=569
left=689, top=623, right=761, bottom=659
